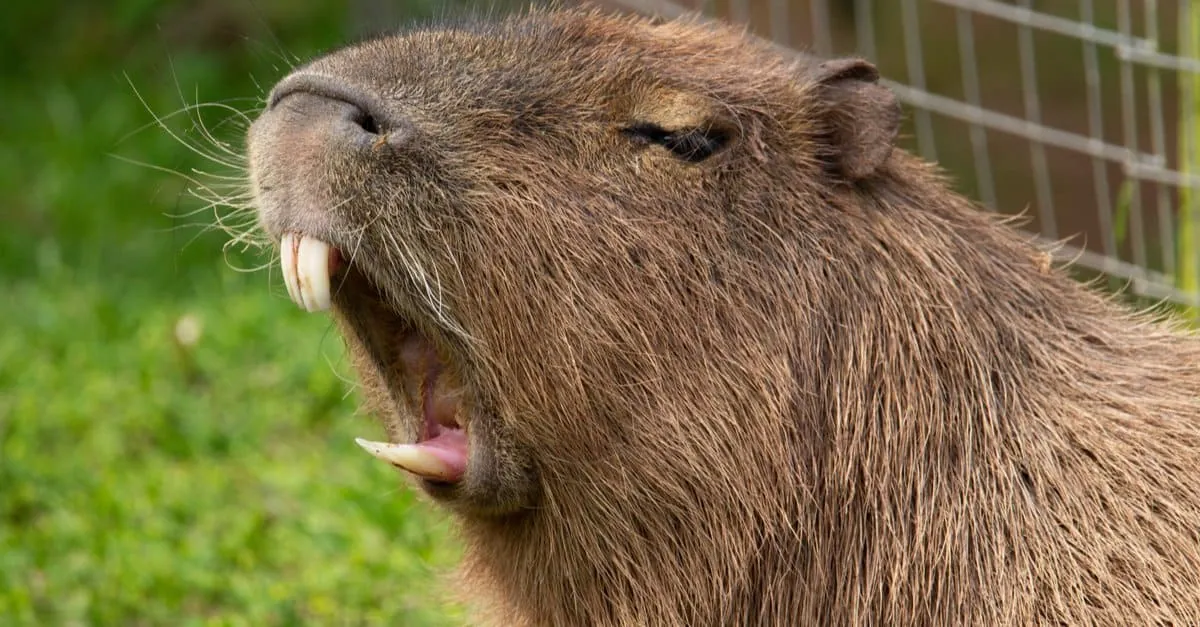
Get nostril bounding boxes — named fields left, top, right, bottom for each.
left=356, top=111, right=380, bottom=135
left=268, top=73, right=391, bottom=139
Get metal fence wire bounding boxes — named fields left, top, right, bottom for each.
left=594, top=0, right=1200, bottom=308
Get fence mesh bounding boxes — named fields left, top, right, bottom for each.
left=597, top=0, right=1200, bottom=308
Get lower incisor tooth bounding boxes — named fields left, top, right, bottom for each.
left=297, top=236, right=332, bottom=313
left=354, top=438, right=457, bottom=480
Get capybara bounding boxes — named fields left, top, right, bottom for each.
left=247, top=6, right=1200, bottom=626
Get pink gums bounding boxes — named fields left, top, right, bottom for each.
left=415, top=359, right=468, bottom=483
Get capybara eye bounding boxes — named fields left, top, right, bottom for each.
left=663, top=126, right=729, bottom=162
left=621, top=122, right=729, bottom=163
left=621, top=122, right=673, bottom=146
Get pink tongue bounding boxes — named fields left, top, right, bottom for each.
left=418, top=429, right=469, bottom=482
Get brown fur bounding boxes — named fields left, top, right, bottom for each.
left=247, top=6, right=1200, bottom=626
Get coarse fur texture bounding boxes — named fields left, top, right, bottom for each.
left=246, top=5, right=1200, bottom=626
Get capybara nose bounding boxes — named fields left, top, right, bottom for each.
left=265, top=73, right=400, bottom=149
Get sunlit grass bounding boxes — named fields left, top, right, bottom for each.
left=0, top=2, right=463, bottom=624
left=1179, top=1, right=1200, bottom=320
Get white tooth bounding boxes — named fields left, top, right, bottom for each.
left=297, top=236, right=332, bottom=312
left=279, top=233, right=301, bottom=306
left=354, top=438, right=458, bottom=480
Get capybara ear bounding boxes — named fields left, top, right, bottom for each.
left=812, top=57, right=901, bottom=181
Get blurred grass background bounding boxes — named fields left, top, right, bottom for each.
left=0, top=1, right=476, bottom=625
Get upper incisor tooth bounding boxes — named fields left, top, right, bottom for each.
left=297, top=236, right=332, bottom=312
left=280, top=233, right=301, bottom=306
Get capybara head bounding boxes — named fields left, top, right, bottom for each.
left=250, top=7, right=901, bottom=517
left=247, top=6, right=1200, bottom=626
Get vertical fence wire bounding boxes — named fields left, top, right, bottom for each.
left=955, top=8, right=998, bottom=210
left=900, top=0, right=939, bottom=161
left=1116, top=0, right=1150, bottom=280
left=1145, top=0, right=1177, bottom=277
left=1079, top=0, right=1120, bottom=273
left=1016, top=0, right=1057, bottom=239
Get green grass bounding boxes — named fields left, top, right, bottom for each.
left=0, top=273, right=464, bottom=626
left=1180, top=0, right=1200, bottom=320
left=1, top=1, right=463, bottom=624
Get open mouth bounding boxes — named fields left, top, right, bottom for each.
left=279, top=232, right=470, bottom=484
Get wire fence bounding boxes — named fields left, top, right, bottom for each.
left=598, top=0, right=1200, bottom=308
